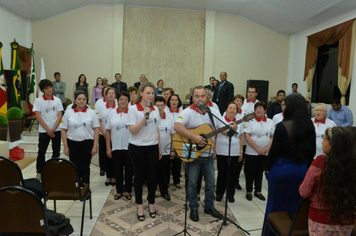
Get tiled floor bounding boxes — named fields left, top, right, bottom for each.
left=21, top=159, right=268, bottom=236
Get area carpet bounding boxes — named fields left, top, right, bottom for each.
left=92, top=180, right=246, bottom=236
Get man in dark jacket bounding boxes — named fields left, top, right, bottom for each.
left=212, top=72, right=234, bottom=115
left=111, top=73, right=127, bottom=93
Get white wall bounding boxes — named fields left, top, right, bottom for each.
left=288, top=9, right=356, bottom=115
left=212, top=13, right=290, bottom=99
left=0, top=6, right=30, bottom=69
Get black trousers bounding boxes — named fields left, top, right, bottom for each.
left=98, top=135, right=106, bottom=172
left=129, top=144, right=159, bottom=205
left=157, top=155, right=171, bottom=195
left=99, top=135, right=114, bottom=177
left=235, top=145, right=246, bottom=184
left=244, top=154, right=267, bottom=193
left=171, top=157, right=182, bottom=184
left=216, top=155, right=238, bottom=197
left=68, top=139, right=93, bottom=184
left=112, top=150, right=133, bottom=194
left=36, top=131, right=61, bottom=173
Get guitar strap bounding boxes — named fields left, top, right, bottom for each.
left=206, top=107, right=216, bottom=130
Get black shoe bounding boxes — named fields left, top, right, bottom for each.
left=204, top=207, right=223, bottom=219
left=246, top=193, right=252, bottom=201
left=216, top=195, right=223, bottom=202
left=190, top=209, right=199, bottom=222
left=137, top=213, right=145, bottom=221
left=254, top=193, right=266, bottom=201
left=100, top=171, right=105, bottom=176
left=148, top=204, right=156, bottom=218
left=161, top=193, right=171, bottom=201
left=235, top=182, right=242, bottom=190
left=105, top=180, right=111, bottom=186
left=228, top=197, right=235, bottom=203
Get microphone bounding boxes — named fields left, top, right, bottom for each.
left=145, top=102, right=151, bottom=119
left=198, top=101, right=206, bottom=115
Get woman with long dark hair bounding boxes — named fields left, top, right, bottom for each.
left=74, top=74, right=90, bottom=104
left=263, top=94, right=316, bottom=236
left=166, top=94, right=183, bottom=188
left=300, top=127, right=356, bottom=235
left=92, top=77, right=103, bottom=106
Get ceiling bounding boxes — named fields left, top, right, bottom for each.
left=1, top=0, right=356, bottom=35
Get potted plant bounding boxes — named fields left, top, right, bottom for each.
left=6, top=107, right=23, bottom=142
left=0, top=114, right=8, bottom=141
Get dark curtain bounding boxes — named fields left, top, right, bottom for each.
left=304, top=19, right=355, bottom=80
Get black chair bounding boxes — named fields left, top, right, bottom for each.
left=0, top=186, right=49, bottom=235
left=264, top=198, right=311, bottom=236
left=0, top=155, right=25, bottom=188
left=41, top=158, right=92, bottom=236
left=21, top=99, right=37, bottom=132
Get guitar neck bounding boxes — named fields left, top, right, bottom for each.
left=205, top=119, right=244, bottom=139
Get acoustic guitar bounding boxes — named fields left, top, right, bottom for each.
left=172, top=112, right=255, bottom=162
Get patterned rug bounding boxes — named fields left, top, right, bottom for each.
left=92, top=181, right=246, bottom=236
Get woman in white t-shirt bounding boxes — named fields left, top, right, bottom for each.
left=127, top=82, right=162, bottom=221
left=244, top=101, right=274, bottom=202
left=106, top=91, right=133, bottom=201
left=215, top=102, right=244, bottom=203
left=166, top=94, right=183, bottom=188
left=60, top=91, right=99, bottom=185
left=97, top=87, right=118, bottom=186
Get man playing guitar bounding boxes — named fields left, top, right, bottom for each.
left=174, top=85, right=236, bottom=222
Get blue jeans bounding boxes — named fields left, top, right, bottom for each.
left=186, top=155, right=215, bottom=210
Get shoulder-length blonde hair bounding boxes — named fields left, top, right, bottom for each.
left=134, top=82, right=155, bottom=104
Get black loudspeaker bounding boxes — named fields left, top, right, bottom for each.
left=246, top=80, right=269, bottom=103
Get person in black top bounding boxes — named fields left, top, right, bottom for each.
left=212, top=72, right=234, bottom=115
left=266, top=90, right=285, bottom=119
left=111, top=73, right=127, bottom=93
left=74, top=74, right=90, bottom=105
left=262, top=94, right=316, bottom=236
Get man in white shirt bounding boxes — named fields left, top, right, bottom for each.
left=33, top=79, right=63, bottom=179
left=241, top=87, right=259, bottom=114
left=286, top=83, right=301, bottom=96
left=174, top=86, right=224, bottom=222
left=312, top=103, right=336, bottom=159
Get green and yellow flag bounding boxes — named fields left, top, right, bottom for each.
left=0, top=42, right=7, bottom=116
left=10, top=42, right=22, bottom=108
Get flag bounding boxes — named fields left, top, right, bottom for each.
left=10, top=42, right=22, bottom=108
left=38, top=56, right=46, bottom=97
left=0, top=42, right=7, bottom=116
left=28, top=48, right=36, bottom=115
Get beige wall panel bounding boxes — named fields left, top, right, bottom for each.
left=31, top=5, right=115, bottom=102
left=123, top=7, right=205, bottom=99
left=214, top=13, right=290, bottom=100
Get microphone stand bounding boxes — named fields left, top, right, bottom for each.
left=204, top=107, right=250, bottom=236
left=172, top=139, right=194, bottom=236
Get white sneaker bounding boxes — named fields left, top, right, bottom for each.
left=36, top=173, right=41, bottom=181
